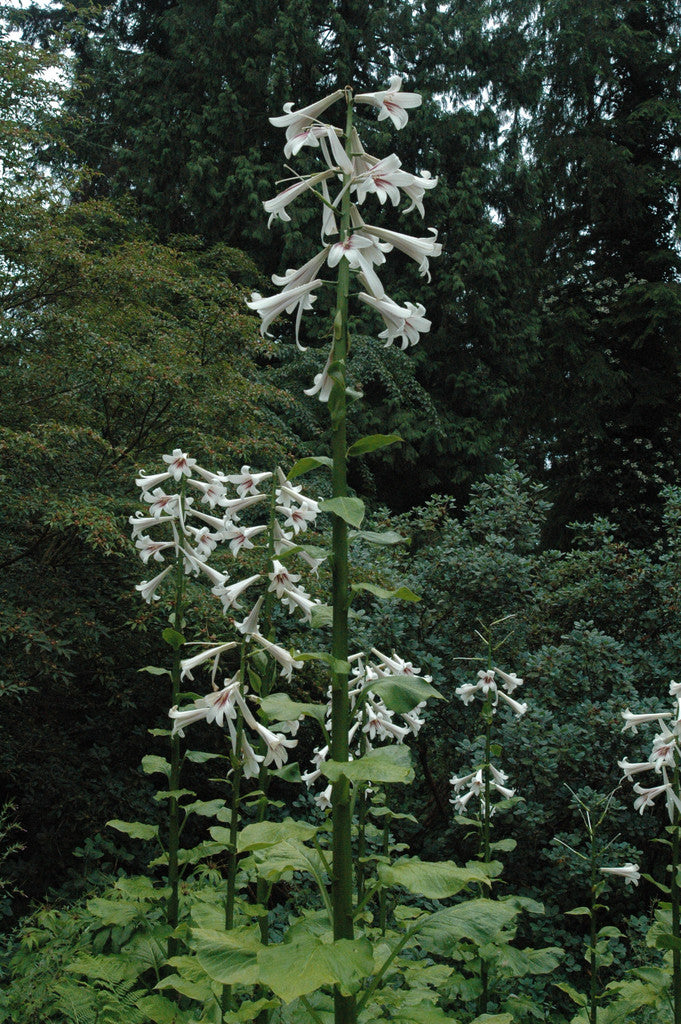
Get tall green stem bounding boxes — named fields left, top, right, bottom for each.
left=330, top=91, right=356, bottom=1024
left=589, top=833, right=599, bottom=1024
left=672, top=765, right=681, bottom=1024
left=167, top=482, right=187, bottom=959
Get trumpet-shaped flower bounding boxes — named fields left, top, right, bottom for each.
left=355, top=76, right=421, bottom=130
left=135, top=566, right=173, bottom=602
left=263, top=169, right=335, bottom=227
left=162, top=449, right=198, bottom=479
left=363, top=225, right=442, bottom=281
left=226, top=466, right=273, bottom=496
left=247, top=279, right=323, bottom=348
left=600, top=863, right=641, bottom=886
left=213, top=573, right=262, bottom=612
left=622, top=709, right=673, bottom=733
left=269, top=89, right=344, bottom=136
left=304, top=351, right=335, bottom=403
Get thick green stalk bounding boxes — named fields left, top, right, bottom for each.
left=589, top=837, right=598, bottom=1024
left=167, top=482, right=187, bottom=960
left=477, top=704, right=492, bottom=1016
left=330, top=92, right=356, bottom=1024
left=673, top=764, right=681, bottom=1024
left=222, top=647, right=246, bottom=1015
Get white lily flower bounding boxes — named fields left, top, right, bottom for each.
left=129, top=512, right=172, bottom=537
left=187, top=477, right=229, bottom=508
left=276, top=502, right=318, bottom=534
left=250, top=630, right=304, bottom=679
left=355, top=76, right=422, bottom=130
left=272, top=247, right=331, bottom=292
left=222, top=493, right=270, bottom=520
left=617, top=757, right=656, bottom=778
left=135, top=565, right=173, bottom=602
left=135, top=469, right=173, bottom=491
left=241, top=736, right=266, bottom=779
left=497, top=689, right=528, bottom=718
left=353, top=152, right=407, bottom=206
left=651, top=726, right=677, bottom=770
left=135, top=536, right=174, bottom=563
left=263, top=169, right=335, bottom=226
left=247, top=279, right=323, bottom=349
left=268, top=560, right=302, bottom=597
left=454, top=683, right=478, bottom=706
left=400, top=169, right=438, bottom=217
left=600, top=863, right=641, bottom=886
left=622, top=709, right=673, bottom=733
left=494, top=668, right=524, bottom=693
left=304, top=351, right=334, bottom=403
left=283, top=122, right=328, bottom=159
left=362, top=224, right=442, bottom=281
left=234, top=595, right=264, bottom=637
left=226, top=466, right=272, bottom=496
left=315, top=784, right=333, bottom=811
left=143, top=487, right=181, bottom=518
left=222, top=523, right=267, bottom=557
left=180, top=641, right=238, bottom=681
left=269, top=88, right=344, bottom=135
left=280, top=587, right=320, bottom=622
left=162, top=448, right=198, bottom=479
left=633, top=780, right=672, bottom=813
left=213, top=573, right=262, bottom=611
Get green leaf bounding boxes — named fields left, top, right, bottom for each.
left=183, top=750, right=226, bottom=764
left=162, top=628, right=185, bottom=650
left=319, top=496, right=365, bottom=528
left=193, top=925, right=263, bottom=986
left=269, top=761, right=303, bottom=783
left=141, top=754, right=171, bottom=777
left=276, top=543, right=327, bottom=563
left=378, top=858, right=492, bottom=899
left=181, top=798, right=225, bottom=818
left=311, top=604, right=333, bottom=628
left=348, top=529, right=406, bottom=546
left=416, top=899, right=520, bottom=953
left=654, top=932, right=681, bottom=951
left=351, top=582, right=420, bottom=602
left=86, top=897, right=141, bottom=926
left=106, top=819, right=159, bottom=841
left=554, top=981, right=588, bottom=1007
left=237, top=818, right=318, bottom=852
left=365, top=674, right=443, bottom=712
left=495, top=944, right=563, bottom=977
left=139, top=665, right=171, bottom=677
left=489, top=838, right=517, bottom=853
left=257, top=936, right=374, bottom=1002
left=297, top=651, right=351, bottom=675
left=287, top=456, right=333, bottom=479
left=346, top=433, right=402, bottom=457
left=470, top=1015, right=514, bottom=1024
left=260, top=692, right=328, bottom=725
left=322, top=745, right=413, bottom=785
left=566, top=907, right=592, bottom=917
left=136, top=993, right=193, bottom=1024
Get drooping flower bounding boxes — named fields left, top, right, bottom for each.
left=599, top=863, right=641, bottom=886
left=247, top=279, right=323, bottom=348
left=263, top=170, right=335, bottom=226
left=354, top=76, right=422, bottom=130
left=621, top=709, right=673, bottom=733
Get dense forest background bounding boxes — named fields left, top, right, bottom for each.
left=1, top=0, right=681, bottom=945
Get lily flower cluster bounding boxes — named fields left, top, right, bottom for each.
left=168, top=672, right=299, bottom=778
left=455, top=667, right=528, bottom=718
left=131, top=453, right=323, bottom=679
left=449, top=763, right=516, bottom=817
left=302, top=647, right=430, bottom=810
left=619, top=680, right=681, bottom=821
left=247, top=76, right=441, bottom=382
